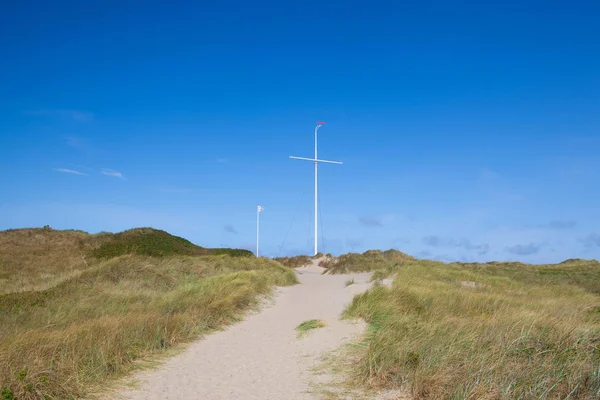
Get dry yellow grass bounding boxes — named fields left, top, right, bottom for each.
left=344, top=260, right=600, bottom=399
left=0, top=228, right=109, bottom=294
left=0, top=229, right=297, bottom=400
left=0, top=227, right=253, bottom=295
left=321, top=249, right=414, bottom=275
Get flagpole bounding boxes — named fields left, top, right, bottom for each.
left=290, top=122, right=342, bottom=256
left=314, top=124, right=319, bottom=256
left=256, top=206, right=260, bottom=257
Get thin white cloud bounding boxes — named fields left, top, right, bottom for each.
left=25, top=109, right=94, bottom=122
left=53, top=168, right=88, bottom=176
left=100, top=168, right=126, bottom=180
left=65, top=136, right=95, bottom=152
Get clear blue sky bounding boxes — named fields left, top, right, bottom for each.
left=1, top=1, right=599, bottom=262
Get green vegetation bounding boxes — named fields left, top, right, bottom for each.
left=90, top=227, right=253, bottom=258
left=296, top=319, right=327, bottom=338
left=343, top=259, right=600, bottom=399
left=89, top=228, right=208, bottom=258
left=321, top=249, right=414, bottom=275
left=345, top=278, right=355, bottom=287
left=0, top=227, right=296, bottom=399
left=0, top=227, right=252, bottom=294
left=273, top=255, right=311, bottom=268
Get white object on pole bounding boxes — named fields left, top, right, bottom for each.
left=289, top=122, right=342, bottom=256
left=256, top=205, right=264, bottom=256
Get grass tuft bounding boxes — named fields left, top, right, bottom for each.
left=296, top=319, right=327, bottom=338
left=322, top=249, right=414, bottom=275
left=345, top=278, right=355, bottom=287
left=273, top=255, right=311, bottom=268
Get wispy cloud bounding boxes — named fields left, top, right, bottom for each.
left=543, top=220, right=577, bottom=230
left=580, top=234, right=600, bottom=248
left=506, top=243, right=541, bottom=256
left=100, top=168, right=126, bottom=180
left=358, top=216, right=383, bottom=227
left=223, top=224, right=238, bottom=235
left=53, top=168, right=88, bottom=176
left=25, top=109, right=94, bottom=122
left=423, top=235, right=445, bottom=247
left=346, top=238, right=362, bottom=249
left=422, top=235, right=489, bottom=255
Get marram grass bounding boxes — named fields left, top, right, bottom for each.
left=343, top=260, right=600, bottom=399
left=0, top=255, right=297, bottom=399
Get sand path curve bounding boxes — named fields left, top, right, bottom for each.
left=111, top=260, right=374, bottom=400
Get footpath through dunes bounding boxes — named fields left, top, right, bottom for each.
left=109, top=260, right=376, bottom=400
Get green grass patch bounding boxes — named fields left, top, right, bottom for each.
left=345, top=278, right=355, bottom=287
left=296, top=319, right=327, bottom=337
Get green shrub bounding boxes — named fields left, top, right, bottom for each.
left=89, top=228, right=208, bottom=258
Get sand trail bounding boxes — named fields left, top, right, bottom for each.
left=111, top=261, right=375, bottom=400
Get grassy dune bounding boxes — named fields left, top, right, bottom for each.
left=320, top=249, right=414, bottom=275
left=344, top=259, right=600, bottom=399
left=0, top=228, right=107, bottom=294
left=0, top=227, right=252, bottom=294
left=0, top=228, right=295, bottom=399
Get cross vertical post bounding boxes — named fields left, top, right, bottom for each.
left=256, top=205, right=264, bottom=256
left=290, top=122, right=342, bottom=256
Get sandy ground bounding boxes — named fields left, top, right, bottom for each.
left=109, top=261, right=382, bottom=400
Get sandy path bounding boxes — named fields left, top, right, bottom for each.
left=111, top=261, right=373, bottom=400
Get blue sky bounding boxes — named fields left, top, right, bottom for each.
left=1, top=1, right=599, bottom=262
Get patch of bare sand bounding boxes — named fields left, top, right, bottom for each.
left=104, top=260, right=401, bottom=400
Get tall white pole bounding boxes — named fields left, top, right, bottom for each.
left=314, top=125, right=319, bottom=256
left=289, top=122, right=342, bottom=257
left=256, top=207, right=260, bottom=257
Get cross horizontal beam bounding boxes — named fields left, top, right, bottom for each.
left=289, top=156, right=343, bottom=164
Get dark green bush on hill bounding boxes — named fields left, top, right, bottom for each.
left=89, top=228, right=207, bottom=258
left=89, top=228, right=254, bottom=259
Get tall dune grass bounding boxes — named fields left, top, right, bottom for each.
left=321, top=249, right=414, bottom=275
left=0, top=255, right=297, bottom=399
left=0, top=227, right=253, bottom=295
left=344, top=260, right=600, bottom=399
